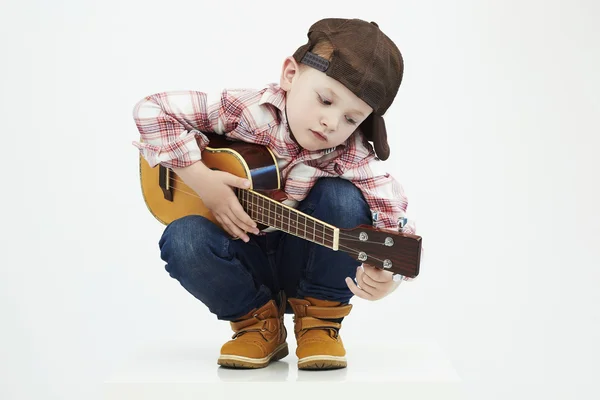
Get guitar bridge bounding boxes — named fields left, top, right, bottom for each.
left=158, top=165, right=173, bottom=201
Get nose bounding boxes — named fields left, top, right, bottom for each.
left=320, top=111, right=339, bottom=132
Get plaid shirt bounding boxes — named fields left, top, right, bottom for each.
left=132, top=83, right=416, bottom=235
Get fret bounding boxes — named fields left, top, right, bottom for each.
left=255, top=193, right=260, bottom=223
left=274, top=202, right=280, bottom=228
left=279, top=204, right=283, bottom=230
left=241, top=190, right=336, bottom=250
left=244, top=190, right=249, bottom=219
left=289, top=208, right=296, bottom=233
left=246, top=191, right=254, bottom=221
left=301, top=214, right=307, bottom=241
left=250, top=191, right=256, bottom=222
left=250, top=192, right=256, bottom=222
left=306, top=217, right=315, bottom=243
left=259, top=195, right=266, bottom=225
left=249, top=191, right=256, bottom=222
left=265, top=197, right=270, bottom=226
left=269, top=199, right=273, bottom=226
left=244, top=190, right=250, bottom=219
left=260, top=197, right=271, bottom=226
left=252, top=193, right=267, bottom=225
left=264, top=197, right=269, bottom=226
left=263, top=196, right=269, bottom=226
left=239, top=190, right=246, bottom=216
left=250, top=191, right=255, bottom=221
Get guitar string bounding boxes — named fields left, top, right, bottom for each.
left=164, top=177, right=377, bottom=242
left=239, top=191, right=391, bottom=245
left=160, top=185, right=397, bottom=269
left=164, top=179, right=394, bottom=249
left=243, top=195, right=390, bottom=265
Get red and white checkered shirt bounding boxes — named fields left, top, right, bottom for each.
left=132, top=83, right=416, bottom=235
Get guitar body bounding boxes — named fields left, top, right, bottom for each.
left=139, top=135, right=280, bottom=226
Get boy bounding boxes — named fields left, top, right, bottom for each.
left=132, top=18, right=416, bottom=370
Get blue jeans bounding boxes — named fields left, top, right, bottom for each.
left=158, top=178, right=372, bottom=321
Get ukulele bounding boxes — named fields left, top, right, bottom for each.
left=138, top=134, right=422, bottom=278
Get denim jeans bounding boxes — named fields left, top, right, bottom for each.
left=158, top=178, right=372, bottom=321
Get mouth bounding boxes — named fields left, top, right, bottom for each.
left=310, top=129, right=327, bottom=141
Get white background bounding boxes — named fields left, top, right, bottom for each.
left=1, top=0, right=599, bottom=399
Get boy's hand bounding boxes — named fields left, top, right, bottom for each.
left=196, top=170, right=260, bottom=242
left=345, top=264, right=399, bottom=301
left=174, top=162, right=259, bottom=242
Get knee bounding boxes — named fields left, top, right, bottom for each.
left=159, top=215, right=226, bottom=278
left=303, top=178, right=372, bottom=228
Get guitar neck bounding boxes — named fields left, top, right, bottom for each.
left=238, top=189, right=339, bottom=251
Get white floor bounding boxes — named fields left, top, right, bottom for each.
left=104, top=338, right=464, bottom=399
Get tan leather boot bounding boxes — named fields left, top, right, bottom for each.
left=288, top=297, right=352, bottom=370
left=217, top=297, right=288, bottom=368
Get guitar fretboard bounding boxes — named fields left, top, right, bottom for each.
left=237, top=190, right=338, bottom=250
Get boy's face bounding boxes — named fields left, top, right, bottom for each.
left=280, top=57, right=373, bottom=151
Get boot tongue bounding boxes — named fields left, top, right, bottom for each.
left=304, top=297, right=342, bottom=307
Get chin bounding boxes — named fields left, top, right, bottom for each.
left=302, top=140, right=327, bottom=151
left=292, top=132, right=320, bottom=151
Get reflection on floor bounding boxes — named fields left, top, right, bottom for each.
left=104, top=338, right=465, bottom=399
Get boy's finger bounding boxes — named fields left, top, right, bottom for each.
left=228, top=209, right=258, bottom=235
left=362, top=264, right=393, bottom=283
left=359, top=268, right=385, bottom=291
left=356, top=267, right=377, bottom=290
left=345, top=277, right=374, bottom=300
left=223, top=172, right=251, bottom=189
left=219, top=215, right=249, bottom=242
left=229, top=201, right=259, bottom=233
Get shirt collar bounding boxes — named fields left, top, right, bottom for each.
left=258, top=84, right=286, bottom=112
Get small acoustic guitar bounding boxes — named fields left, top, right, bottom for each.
left=138, top=134, right=422, bottom=278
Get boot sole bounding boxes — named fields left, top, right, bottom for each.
left=298, top=355, right=347, bottom=370
left=217, top=342, right=289, bottom=369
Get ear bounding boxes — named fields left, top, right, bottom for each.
left=280, top=56, right=300, bottom=91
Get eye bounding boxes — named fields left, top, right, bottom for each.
left=318, top=95, right=332, bottom=105
left=345, top=116, right=357, bottom=125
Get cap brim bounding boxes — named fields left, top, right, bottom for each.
left=360, top=114, right=390, bottom=160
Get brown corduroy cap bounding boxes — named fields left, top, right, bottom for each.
left=293, top=18, right=404, bottom=160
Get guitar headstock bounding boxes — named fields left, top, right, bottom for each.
left=338, top=225, right=422, bottom=278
